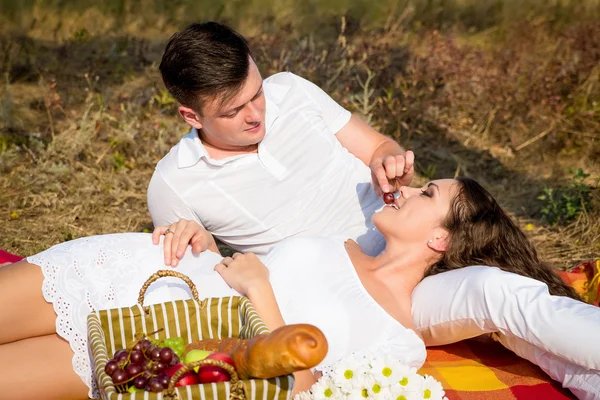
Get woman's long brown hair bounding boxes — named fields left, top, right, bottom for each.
left=425, top=177, right=581, bottom=301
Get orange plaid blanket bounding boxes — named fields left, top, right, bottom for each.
left=418, top=336, right=575, bottom=399
left=2, top=250, right=596, bottom=398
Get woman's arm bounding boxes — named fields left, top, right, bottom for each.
left=214, top=253, right=318, bottom=394
left=246, top=280, right=285, bottom=331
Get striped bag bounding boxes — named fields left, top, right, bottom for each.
left=88, top=270, right=294, bottom=400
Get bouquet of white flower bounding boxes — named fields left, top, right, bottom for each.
left=294, top=352, right=448, bottom=400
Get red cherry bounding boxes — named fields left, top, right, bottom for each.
left=383, top=192, right=395, bottom=205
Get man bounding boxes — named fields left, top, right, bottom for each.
left=148, top=22, right=600, bottom=398
left=148, top=21, right=413, bottom=264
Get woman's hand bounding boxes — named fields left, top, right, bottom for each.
left=214, top=253, right=269, bottom=296
left=152, top=219, right=218, bottom=267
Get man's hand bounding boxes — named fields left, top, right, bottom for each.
left=214, top=253, right=269, bottom=296
left=152, top=219, right=215, bottom=267
left=370, top=150, right=415, bottom=196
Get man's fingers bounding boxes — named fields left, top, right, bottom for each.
left=163, top=231, right=174, bottom=266
left=372, top=164, right=391, bottom=193
left=190, top=237, right=205, bottom=254
left=177, top=226, right=199, bottom=258
left=404, top=150, right=415, bottom=173
left=395, top=156, right=405, bottom=178
left=170, top=231, right=184, bottom=267
left=383, top=157, right=397, bottom=180
left=152, top=227, right=162, bottom=245
left=231, top=253, right=242, bottom=259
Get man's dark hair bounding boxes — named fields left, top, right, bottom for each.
left=159, top=21, right=253, bottom=114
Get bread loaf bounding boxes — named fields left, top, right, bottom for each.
left=185, top=323, right=328, bottom=379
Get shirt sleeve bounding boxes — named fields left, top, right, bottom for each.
left=291, top=73, right=352, bottom=134
left=147, top=169, right=203, bottom=228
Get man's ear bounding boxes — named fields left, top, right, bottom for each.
left=427, top=228, right=449, bottom=252
left=179, top=106, right=203, bottom=129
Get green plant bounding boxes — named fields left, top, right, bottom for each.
left=112, top=150, right=126, bottom=171
left=538, top=168, right=595, bottom=225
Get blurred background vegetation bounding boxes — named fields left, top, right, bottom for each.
left=0, top=0, right=598, bottom=267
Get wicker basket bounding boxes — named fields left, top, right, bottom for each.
left=87, top=270, right=294, bottom=399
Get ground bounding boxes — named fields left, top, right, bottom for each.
left=0, top=1, right=598, bottom=268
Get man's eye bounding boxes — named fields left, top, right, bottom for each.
left=223, top=111, right=238, bottom=118
left=420, top=190, right=432, bottom=198
left=252, top=90, right=263, bottom=101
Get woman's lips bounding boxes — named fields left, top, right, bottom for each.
left=384, top=191, right=401, bottom=210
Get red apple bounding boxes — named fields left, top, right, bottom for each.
left=165, top=363, right=201, bottom=387
left=197, top=352, right=235, bottom=384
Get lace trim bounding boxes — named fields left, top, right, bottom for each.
left=30, top=254, right=99, bottom=398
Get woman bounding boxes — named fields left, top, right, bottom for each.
left=0, top=178, right=583, bottom=399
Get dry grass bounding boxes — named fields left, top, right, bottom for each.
left=0, top=1, right=598, bottom=268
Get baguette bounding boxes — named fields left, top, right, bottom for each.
left=185, top=323, right=328, bottom=379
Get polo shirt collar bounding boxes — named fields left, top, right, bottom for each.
left=177, top=80, right=290, bottom=169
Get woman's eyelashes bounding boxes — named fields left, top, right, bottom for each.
left=420, top=190, right=432, bottom=198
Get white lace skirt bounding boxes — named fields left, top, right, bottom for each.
left=27, top=233, right=236, bottom=398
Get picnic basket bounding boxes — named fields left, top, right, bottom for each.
left=87, top=270, right=294, bottom=400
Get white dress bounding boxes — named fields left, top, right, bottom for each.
left=27, top=233, right=426, bottom=398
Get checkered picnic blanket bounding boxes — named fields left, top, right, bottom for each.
left=418, top=335, right=575, bottom=399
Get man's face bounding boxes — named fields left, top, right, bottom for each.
left=195, top=58, right=266, bottom=151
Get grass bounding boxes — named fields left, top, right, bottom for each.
left=0, top=0, right=598, bottom=268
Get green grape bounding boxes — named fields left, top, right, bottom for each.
left=127, top=385, right=144, bottom=393
left=163, top=337, right=186, bottom=358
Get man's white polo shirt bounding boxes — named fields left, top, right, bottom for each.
left=148, top=72, right=385, bottom=256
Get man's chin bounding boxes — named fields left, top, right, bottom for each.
left=245, top=129, right=266, bottom=143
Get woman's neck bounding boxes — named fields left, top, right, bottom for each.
left=344, top=241, right=429, bottom=334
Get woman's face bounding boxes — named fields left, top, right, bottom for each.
left=372, top=179, right=460, bottom=246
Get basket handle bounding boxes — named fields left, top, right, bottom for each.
left=138, top=270, right=200, bottom=305
left=163, top=359, right=245, bottom=400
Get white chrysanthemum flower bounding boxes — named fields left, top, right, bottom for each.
left=368, top=380, right=390, bottom=398
left=345, top=389, right=370, bottom=400
left=369, top=355, right=410, bottom=387
left=396, top=368, right=423, bottom=394
left=344, top=373, right=376, bottom=399
left=311, top=376, right=342, bottom=399
left=331, top=355, right=364, bottom=392
left=389, top=384, right=422, bottom=400
left=293, top=391, right=314, bottom=400
left=421, top=375, right=446, bottom=400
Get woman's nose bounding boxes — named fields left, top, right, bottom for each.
left=398, top=186, right=420, bottom=198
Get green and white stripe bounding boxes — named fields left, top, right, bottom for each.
left=88, top=296, right=293, bottom=400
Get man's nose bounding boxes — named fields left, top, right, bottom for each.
left=245, top=102, right=261, bottom=122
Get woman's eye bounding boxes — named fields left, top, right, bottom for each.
left=420, top=190, right=432, bottom=198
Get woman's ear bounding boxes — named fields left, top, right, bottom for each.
left=427, top=228, right=449, bottom=252
left=179, top=106, right=203, bottom=129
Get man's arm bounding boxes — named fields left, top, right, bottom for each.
left=148, top=170, right=200, bottom=227
left=148, top=171, right=220, bottom=265
left=335, top=115, right=415, bottom=194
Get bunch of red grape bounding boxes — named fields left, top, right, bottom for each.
left=105, top=338, right=182, bottom=393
